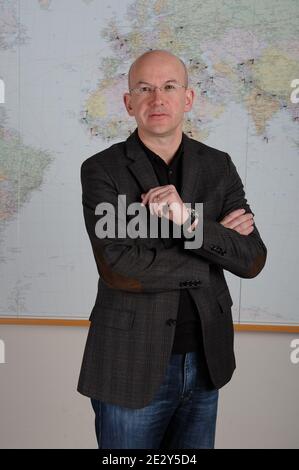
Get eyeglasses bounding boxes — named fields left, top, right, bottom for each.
left=129, top=83, right=187, bottom=96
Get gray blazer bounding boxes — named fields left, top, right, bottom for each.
left=77, top=129, right=267, bottom=409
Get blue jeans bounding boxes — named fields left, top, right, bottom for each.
left=90, top=350, right=219, bottom=449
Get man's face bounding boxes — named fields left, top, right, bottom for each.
left=123, top=53, right=194, bottom=138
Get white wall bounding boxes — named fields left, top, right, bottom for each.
left=0, top=325, right=298, bottom=449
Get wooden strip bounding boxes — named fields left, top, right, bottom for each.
left=0, top=318, right=299, bottom=332
left=234, top=324, right=299, bottom=333
left=0, top=318, right=90, bottom=327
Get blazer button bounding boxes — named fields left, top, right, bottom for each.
left=166, top=319, right=176, bottom=326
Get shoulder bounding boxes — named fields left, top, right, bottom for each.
left=80, top=140, right=126, bottom=175
left=184, top=134, right=231, bottom=173
left=185, top=134, right=228, bottom=158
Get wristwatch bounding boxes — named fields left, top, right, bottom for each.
left=182, top=207, right=200, bottom=234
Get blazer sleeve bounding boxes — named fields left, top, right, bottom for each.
left=81, top=157, right=209, bottom=293
left=182, top=153, right=267, bottom=278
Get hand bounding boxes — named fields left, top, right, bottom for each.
left=220, top=208, right=254, bottom=235
left=141, top=185, right=190, bottom=226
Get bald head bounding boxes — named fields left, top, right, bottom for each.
left=128, top=49, right=188, bottom=90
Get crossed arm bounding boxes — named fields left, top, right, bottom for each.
left=220, top=208, right=254, bottom=235
left=81, top=153, right=267, bottom=292
left=140, top=153, right=267, bottom=279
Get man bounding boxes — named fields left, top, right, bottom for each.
left=77, top=50, right=267, bottom=449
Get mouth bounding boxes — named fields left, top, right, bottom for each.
left=148, top=113, right=168, bottom=119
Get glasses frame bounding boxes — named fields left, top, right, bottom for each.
left=129, top=82, right=187, bottom=96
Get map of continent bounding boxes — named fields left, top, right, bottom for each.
left=0, top=0, right=298, bottom=325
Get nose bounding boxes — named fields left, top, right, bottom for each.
left=150, top=87, right=164, bottom=104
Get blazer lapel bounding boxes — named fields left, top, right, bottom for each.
left=180, top=132, right=203, bottom=206
left=125, top=129, right=160, bottom=194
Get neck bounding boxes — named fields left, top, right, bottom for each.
left=137, top=128, right=183, bottom=164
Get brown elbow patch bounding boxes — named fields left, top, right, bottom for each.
left=94, top=250, right=143, bottom=292
left=247, top=253, right=266, bottom=278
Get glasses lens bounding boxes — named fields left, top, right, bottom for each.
left=132, top=84, right=184, bottom=95
left=164, top=84, right=176, bottom=92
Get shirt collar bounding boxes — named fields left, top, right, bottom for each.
left=136, top=130, right=184, bottom=166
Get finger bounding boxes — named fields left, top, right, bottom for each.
left=141, top=187, right=166, bottom=205
left=151, top=188, right=173, bottom=204
left=236, top=225, right=254, bottom=236
left=141, top=188, right=160, bottom=206
left=156, top=200, right=169, bottom=217
left=150, top=201, right=168, bottom=217
left=153, top=186, right=180, bottom=218
left=141, top=185, right=174, bottom=205
left=151, top=197, right=171, bottom=217
left=233, top=219, right=254, bottom=232
left=222, top=208, right=246, bottom=223
left=223, top=213, right=253, bottom=228
left=229, top=213, right=254, bottom=230
left=149, top=201, right=156, bottom=215
left=146, top=192, right=173, bottom=214
left=243, top=226, right=254, bottom=235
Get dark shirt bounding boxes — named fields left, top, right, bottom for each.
left=136, top=131, right=204, bottom=355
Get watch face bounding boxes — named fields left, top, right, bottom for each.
left=190, top=209, right=199, bottom=220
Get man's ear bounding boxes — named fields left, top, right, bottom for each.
left=123, top=93, right=134, bottom=116
left=184, top=88, right=195, bottom=112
